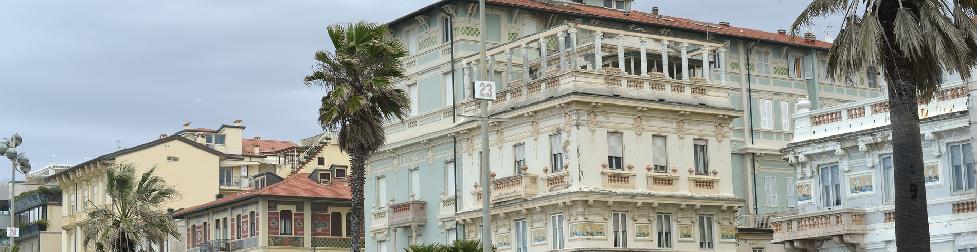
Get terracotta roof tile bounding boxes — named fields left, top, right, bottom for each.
left=172, top=173, right=350, bottom=217
left=242, top=139, right=298, bottom=155
left=486, top=0, right=832, bottom=49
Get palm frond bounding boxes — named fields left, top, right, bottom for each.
left=894, top=7, right=928, bottom=59
left=791, top=0, right=852, bottom=35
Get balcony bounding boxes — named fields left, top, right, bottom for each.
left=438, top=195, right=456, bottom=219
left=736, top=214, right=773, bottom=229
left=13, top=189, right=61, bottom=213
left=491, top=173, right=539, bottom=202
left=688, top=171, right=720, bottom=195
left=770, top=208, right=867, bottom=244
left=646, top=170, right=680, bottom=193
left=219, top=176, right=251, bottom=190
left=793, top=83, right=968, bottom=142
left=189, top=239, right=230, bottom=252
left=389, top=201, right=427, bottom=227
left=311, top=237, right=359, bottom=249
left=542, top=171, right=570, bottom=192
left=14, top=223, right=41, bottom=240
left=371, top=208, right=388, bottom=231
left=601, top=169, right=636, bottom=190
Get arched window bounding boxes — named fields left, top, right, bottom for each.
left=280, top=210, right=293, bottom=235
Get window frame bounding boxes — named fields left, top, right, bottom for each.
left=513, top=143, right=527, bottom=174
left=693, top=139, right=709, bottom=175
left=607, top=132, right=624, bottom=170
left=550, top=133, right=564, bottom=172
left=279, top=210, right=293, bottom=235
left=656, top=213, right=672, bottom=248
left=881, top=154, right=895, bottom=203
left=550, top=213, right=565, bottom=250
left=611, top=212, right=628, bottom=248
left=819, top=164, right=842, bottom=208
left=652, top=135, right=668, bottom=172
left=698, top=215, right=714, bottom=249
left=949, top=142, right=976, bottom=192
left=514, top=218, right=528, bottom=252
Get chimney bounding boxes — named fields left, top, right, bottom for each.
left=182, top=121, right=191, bottom=129
left=719, top=21, right=730, bottom=27
left=804, top=32, right=817, bottom=41
left=233, top=119, right=243, bottom=126
left=159, top=134, right=168, bottom=139
left=253, top=145, right=261, bottom=155
left=253, top=136, right=261, bottom=140
left=778, top=29, right=787, bottom=35
left=651, top=7, right=659, bottom=16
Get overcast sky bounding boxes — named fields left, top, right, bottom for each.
left=0, top=0, right=834, bottom=181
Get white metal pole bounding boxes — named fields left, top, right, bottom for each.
left=478, top=0, right=492, bottom=252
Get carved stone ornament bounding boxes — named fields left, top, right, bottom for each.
left=634, top=107, right=648, bottom=135
left=587, top=103, right=602, bottom=131
left=714, top=114, right=732, bottom=141
left=676, top=111, right=691, bottom=139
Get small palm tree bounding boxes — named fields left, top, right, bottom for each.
left=793, top=0, right=977, bottom=250
left=78, top=163, right=181, bottom=252
left=304, top=21, right=410, bottom=252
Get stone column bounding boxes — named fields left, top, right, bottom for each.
left=540, top=37, right=549, bottom=75
left=569, top=28, right=578, bottom=70
left=594, top=31, right=603, bottom=71
left=410, top=224, right=419, bottom=245
left=719, top=47, right=727, bottom=84
left=521, top=44, right=531, bottom=82
left=463, top=62, right=471, bottom=98
left=506, top=48, right=513, bottom=86
left=660, top=40, right=669, bottom=78
left=391, top=228, right=398, bottom=252
left=681, top=42, right=690, bottom=80
left=617, top=35, right=625, bottom=74
left=640, top=38, right=648, bottom=76
left=702, top=47, right=712, bottom=82
left=557, top=31, right=567, bottom=71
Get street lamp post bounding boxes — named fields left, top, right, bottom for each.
left=0, top=133, right=32, bottom=248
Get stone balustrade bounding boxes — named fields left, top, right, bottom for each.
left=770, top=208, right=867, bottom=244
left=953, top=199, right=977, bottom=214
left=646, top=171, right=680, bottom=192
left=542, top=171, right=570, bottom=192
left=491, top=173, right=540, bottom=202
left=793, top=82, right=969, bottom=142
left=438, top=195, right=456, bottom=219
left=601, top=169, right=636, bottom=190
left=688, top=174, right=720, bottom=195
left=389, top=201, right=427, bottom=228
left=371, top=207, right=388, bottom=231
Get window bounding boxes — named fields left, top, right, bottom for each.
left=408, top=83, right=419, bottom=116
left=550, top=134, right=564, bottom=172
left=603, top=0, right=613, bottom=8
left=378, top=241, right=389, bottom=252
left=279, top=210, right=293, bottom=235
left=760, top=99, right=774, bottom=129
left=612, top=212, right=628, bottom=248
left=249, top=211, right=256, bottom=237
left=446, top=228, right=457, bottom=244
left=513, top=143, right=526, bottom=173
left=787, top=176, right=796, bottom=207
left=444, top=73, right=454, bottom=107
left=820, top=164, right=842, bottom=208
left=615, top=0, right=625, bottom=10
left=331, top=212, right=342, bottom=237
left=220, top=168, right=232, bottom=187
left=753, top=248, right=766, bottom=252
left=754, top=51, right=770, bottom=75
left=318, top=172, right=331, bottom=184
left=334, top=167, right=347, bottom=178
left=652, top=135, right=668, bottom=172
left=957, top=248, right=977, bottom=252
left=222, top=217, right=228, bottom=239
left=81, top=188, right=88, bottom=210
left=254, top=177, right=267, bottom=189
left=215, top=134, right=226, bottom=145
left=657, top=214, right=672, bottom=248
left=551, top=214, right=565, bottom=250
left=486, top=14, right=501, bottom=42
left=950, top=142, right=976, bottom=192
left=514, top=219, right=528, bottom=252
left=780, top=101, right=792, bottom=131
left=406, top=28, right=418, bottom=54
left=607, top=132, right=624, bottom=170
left=445, top=161, right=456, bottom=196
left=346, top=214, right=354, bottom=237
left=881, top=155, right=895, bottom=203
left=788, top=56, right=804, bottom=79
left=236, top=214, right=243, bottom=238
left=698, top=215, right=714, bottom=249
left=317, top=157, right=325, bottom=166
left=765, top=176, right=778, bottom=207
left=215, top=218, right=221, bottom=241
left=441, top=16, right=452, bottom=43
left=166, top=156, right=179, bottom=162
left=693, top=139, right=709, bottom=175
left=377, top=177, right=387, bottom=206
left=409, top=169, right=420, bottom=198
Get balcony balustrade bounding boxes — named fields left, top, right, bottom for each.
left=601, top=169, right=636, bottom=190
left=770, top=209, right=867, bottom=244
left=542, top=171, right=570, bottom=192
left=371, top=208, right=388, bottom=231
left=736, top=214, right=773, bottom=229
left=688, top=173, right=720, bottom=195
left=646, top=170, right=680, bottom=192
left=389, top=201, right=427, bottom=227
left=793, top=83, right=968, bottom=142
left=491, top=172, right=540, bottom=202
left=953, top=199, right=977, bottom=214
left=438, top=195, right=456, bottom=219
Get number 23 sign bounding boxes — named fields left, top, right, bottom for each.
left=473, top=81, right=497, bottom=101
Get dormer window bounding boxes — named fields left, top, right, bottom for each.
left=318, top=172, right=332, bottom=184
left=253, top=177, right=267, bottom=189
left=205, top=134, right=226, bottom=145
left=333, top=166, right=347, bottom=179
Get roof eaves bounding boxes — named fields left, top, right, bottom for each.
left=49, top=135, right=225, bottom=180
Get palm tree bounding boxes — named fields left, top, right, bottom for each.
left=793, top=0, right=977, bottom=250
left=78, top=162, right=181, bottom=251
left=304, top=21, right=410, bottom=252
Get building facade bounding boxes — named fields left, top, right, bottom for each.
left=13, top=187, right=62, bottom=252
left=775, top=81, right=977, bottom=251
left=365, top=0, right=883, bottom=251
left=173, top=170, right=354, bottom=252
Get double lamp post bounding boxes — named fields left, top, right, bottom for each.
left=0, top=133, right=32, bottom=247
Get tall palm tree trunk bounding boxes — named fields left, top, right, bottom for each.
left=880, top=2, right=931, bottom=250
left=349, top=149, right=367, bottom=252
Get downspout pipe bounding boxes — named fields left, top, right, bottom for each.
left=746, top=41, right=759, bottom=215
left=439, top=5, right=460, bottom=241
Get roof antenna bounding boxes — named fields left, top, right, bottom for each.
left=115, top=140, right=123, bottom=150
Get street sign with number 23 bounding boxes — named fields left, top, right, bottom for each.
left=473, top=81, right=496, bottom=101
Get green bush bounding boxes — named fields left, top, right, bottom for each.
left=34, top=220, right=48, bottom=231
left=403, top=240, right=494, bottom=252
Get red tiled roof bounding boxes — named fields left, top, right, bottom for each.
left=172, top=173, right=351, bottom=217
left=242, top=139, right=298, bottom=155
left=487, top=0, right=832, bottom=49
